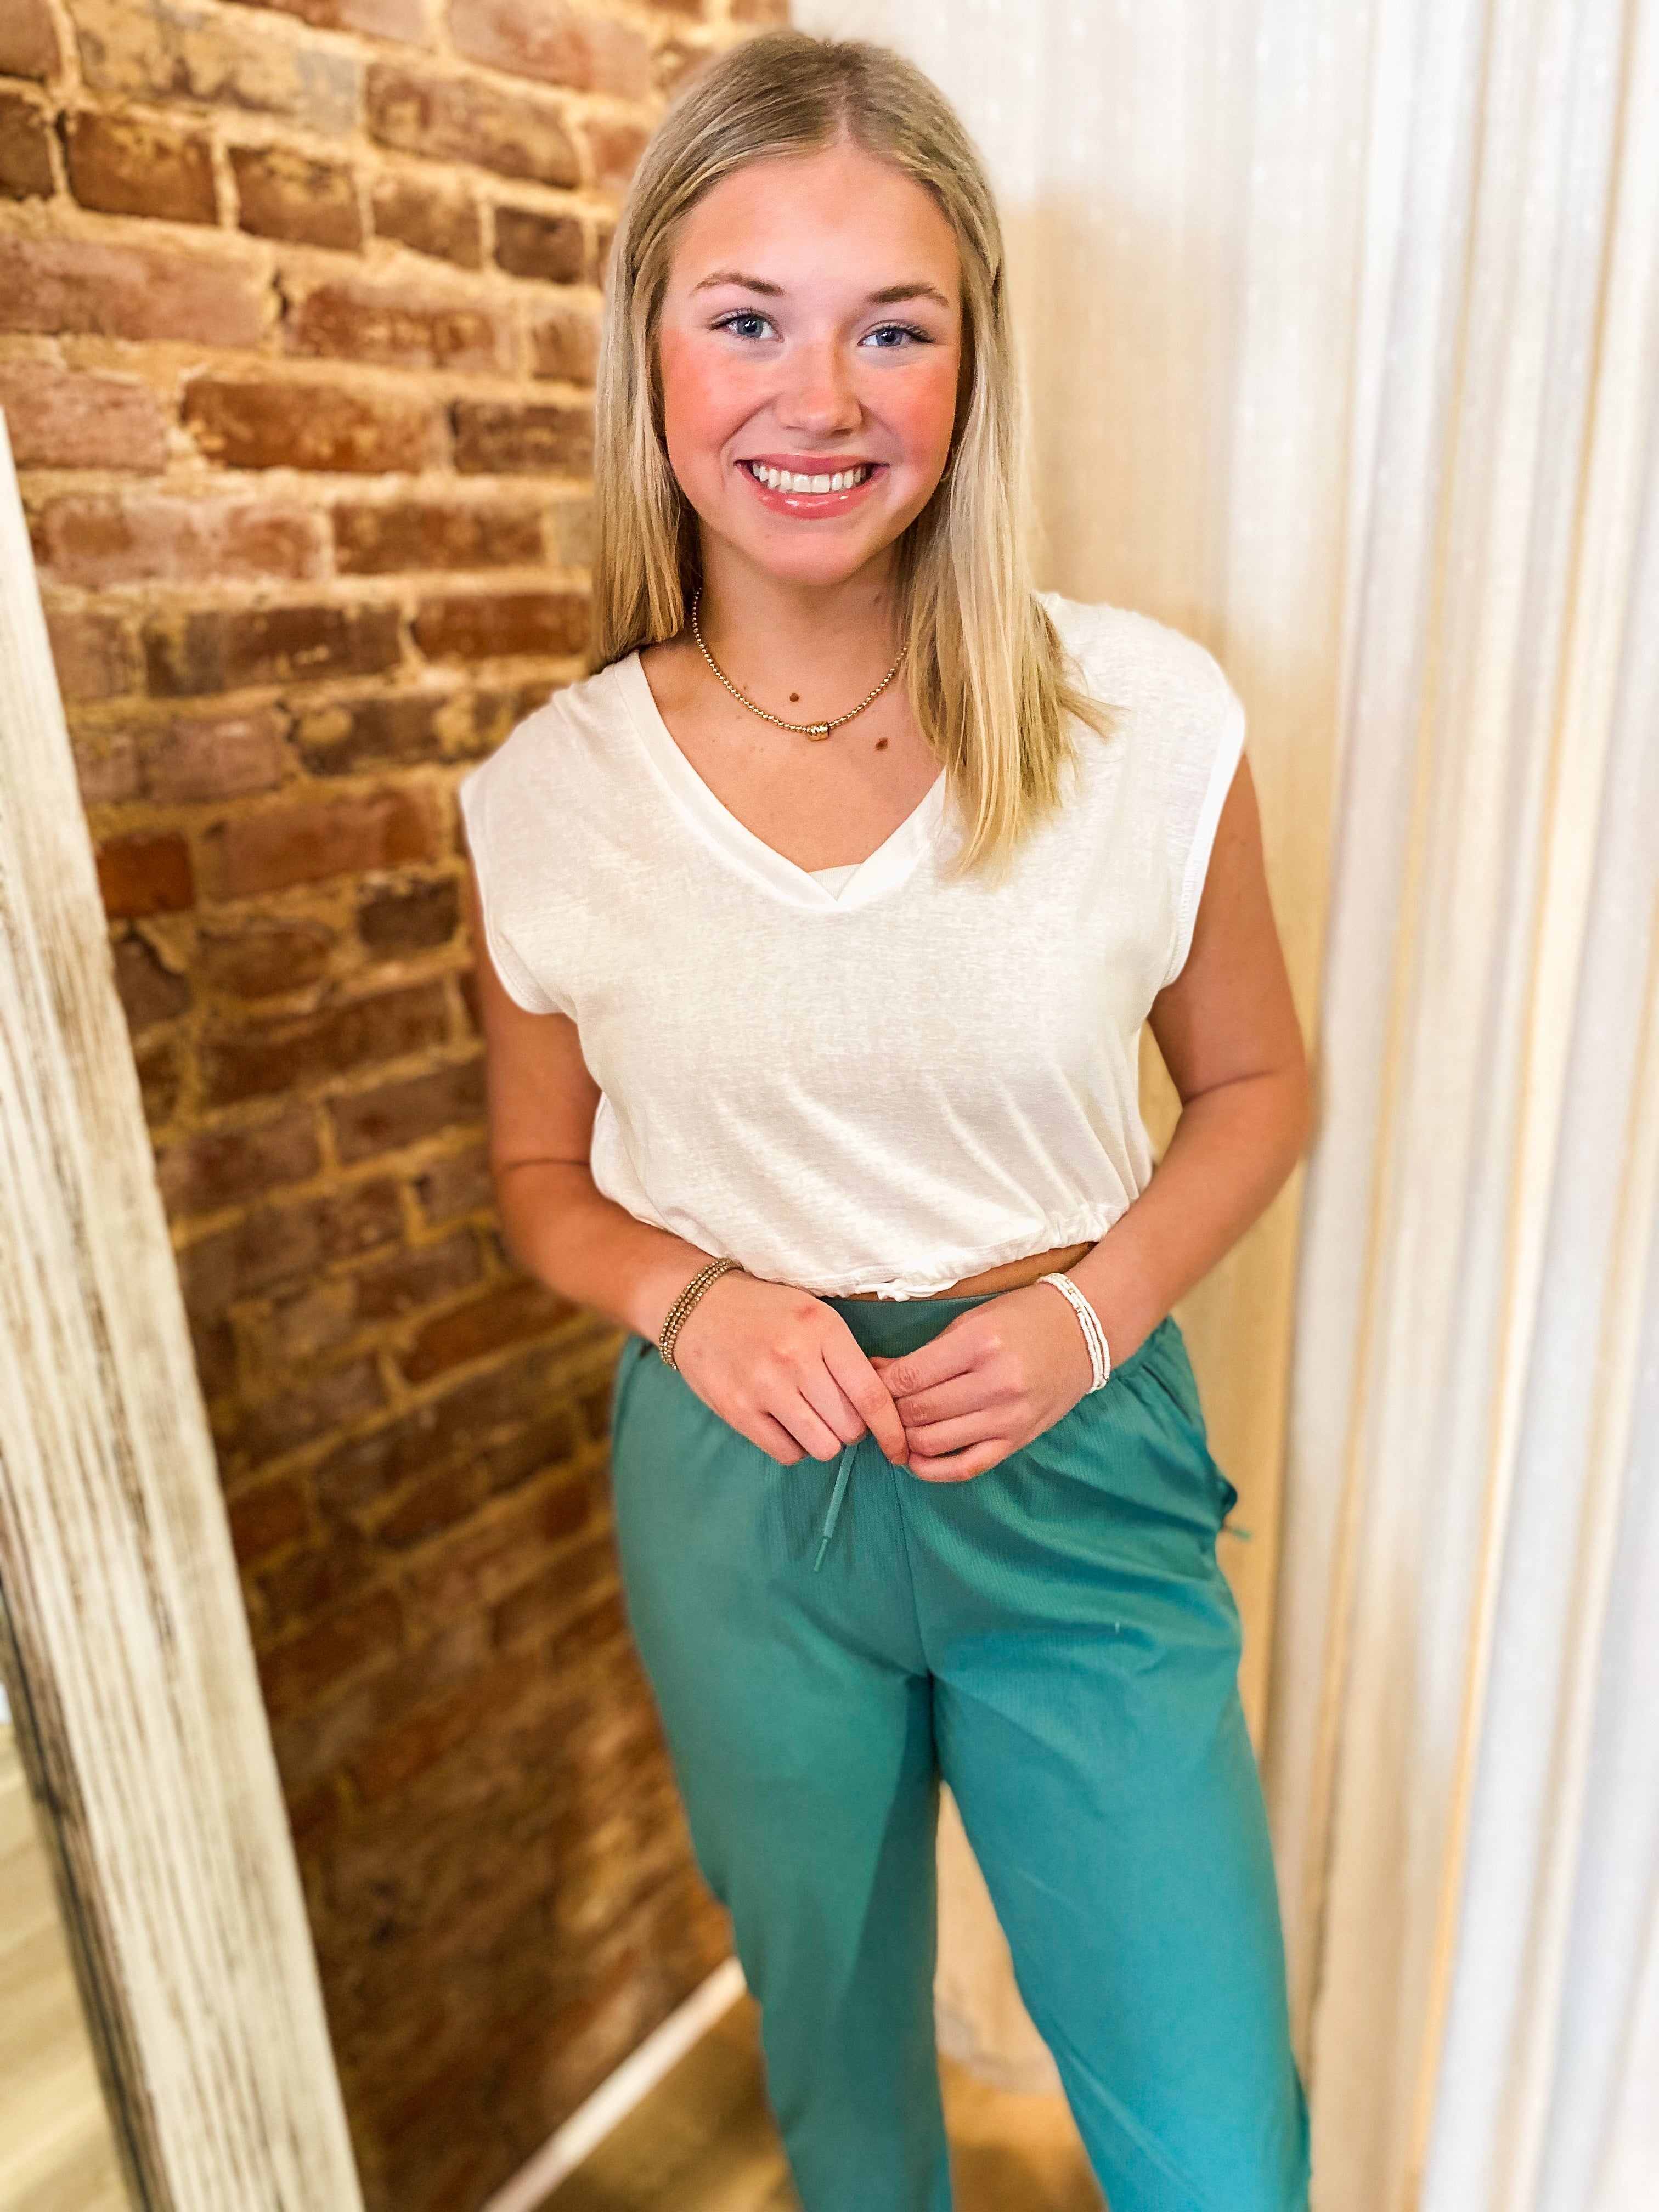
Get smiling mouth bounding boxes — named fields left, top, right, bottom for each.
left=740, top=460, right=878, bottom=494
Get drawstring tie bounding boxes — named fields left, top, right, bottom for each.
left=812, top=1440, right=860, bottom=1573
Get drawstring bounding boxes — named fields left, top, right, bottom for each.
left=812, top=1440, right=860, bottom=1573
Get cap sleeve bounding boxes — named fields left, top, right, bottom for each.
left=1159, top=662, right=1246, bottom=990
left=456, top=746, right=571, bottom=1018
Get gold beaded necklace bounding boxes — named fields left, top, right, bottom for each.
left=690, top=588, right=906, bottom=741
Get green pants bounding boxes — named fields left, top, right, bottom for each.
left=610, top=1293, right=1310, bottom=2212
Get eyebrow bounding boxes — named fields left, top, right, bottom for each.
left=690, top=270, right=953, bottom=309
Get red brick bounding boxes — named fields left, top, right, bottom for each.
left=231, top=142, right=362, bottom=249
left=0, top=0, right=59, bottom=78
left=96, top=832, right=193, bottom=918
left=353, top=1232, right=481, bottom=1322
left=403, top=1473, right=588, bottom=1615
left=249, top=1277, right=359, bottom=1368
left=349, top=1650, right=540, bottom=1803
left=144, top=603, right=404, bottom=698
left=0, top=92, right=52, bottom=196
left=72, top=0, right=360, bottom=137
left=182, top=374, right=443, bottom=473
left=45, top=607, right=137, bottom=700
left=415, top=1146, right=492, bottom=1226
left=371, top=172, right=480, bottom=267
left=585, top=118, right=648, bottom=198
left=143, top=709, right=289, bottom=804
left=191, top=1311, right=239, bottom=1399
left=732, top=0, right=788, bottom=19
left=414, top=590, right=588, bottom=662
left=402, top=1275, right=573, bottom=1383
left=219, top=1357, right=385, bottom=1474
left=374, top=1463, right=483, bottom=1551
left=656, top=36, right=715, bottom=100
left=198, top=981, right=450, bottom=1107
left=227, top=1474, right=312, bottom=1568
left=134, top=1033, right=181, bottom=1126
left=492, top=205, right=582, bottom=283
left=229, top=0, right=434, bottom=40
left=529, top=301, right=599, bottom=385
left=201, top=787, right=436, bottom=900
left=449, top=0, right=648, bottom=98
left=179, top=1176, right=405, bottom=1313
left=311, top=1343, right=559, bottom=1513
left=358, top=876, right=459, bottom=956
left=0, top=364, right=166, bottom=472
left=294, top=685, right=532, bottom=773
left=33, top=498, right=326, bottom=589
left=330, top=1057, right=485, bottom=1164
left=112, top=932, right=190, bottom=1031
left=366, top=62, right=578, bottom=188
left=259, top=1587, right=403, bottom=1719
left=61, top=110, right=217, bottom=222
left=488, top=1521, right=607, bottom=1649
left=73, top=732, right=140, bottom=805
left=285, top=275, right=514, bottom=374
left=198, top=916, right=334, bottom=998
left=332, top=499, right=543, bottom=575
left=452, top=398, right=592, bottom=475
left=156, top=1105, right=321, bottom=1215
left=0, top=235, right=262, bottom=346
left=596, top=216, right=615, bottom=288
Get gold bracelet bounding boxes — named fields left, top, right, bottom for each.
left=657, top=1256, right=742, bottom=1369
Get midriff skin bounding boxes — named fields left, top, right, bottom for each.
left=838, top=1238, right=1094, bottom=1301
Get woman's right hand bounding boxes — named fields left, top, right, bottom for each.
left=668, top=1272, right=910, bottom=1468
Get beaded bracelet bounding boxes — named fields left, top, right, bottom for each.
left=1036, top=1271, right=1112, bottom=1392
left=658, top=1255, right=742, bottom=1369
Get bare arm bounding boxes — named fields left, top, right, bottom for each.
left=881, top=754, right=1312, bottom=1478
left=1066, top=751, right=1312, bottom=1359
left=469, top=871, right=717, bottom=1345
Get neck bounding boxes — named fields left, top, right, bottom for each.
left=693, top=538, right=904, bottom=702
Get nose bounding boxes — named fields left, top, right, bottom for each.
left=775, top=335, right=861, bottom=437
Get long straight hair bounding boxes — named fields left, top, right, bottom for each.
left=591, top=31, right=1114, bottom=879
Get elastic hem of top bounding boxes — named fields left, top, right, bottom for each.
left=789, top=1207, right=1130, bottom=1302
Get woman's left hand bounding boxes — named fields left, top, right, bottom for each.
left=868, top=1282, right=1094, bottom=1482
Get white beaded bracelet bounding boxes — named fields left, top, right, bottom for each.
left=1037, top=1271, right=1112, bottom=1392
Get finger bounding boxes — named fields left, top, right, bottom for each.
left=879, top=1327, right=980, bottom=1403
left=905, top=1437, right=1012, bottom=1484
left=749, top=1410, right=805, bottom=1465
left=828, top=1345, right=910, bottom=1465
left=798, top=1367, right=868, bottom=1449
left=899, top=1408, right=998, bottom=1457
left=888, top=1375, right=1000, bottom=1426
left=772, top=1393, right=844, bottom=1463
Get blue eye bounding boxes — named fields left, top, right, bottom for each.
left=863, top=323, right=929, bottom=348
left=714, top=310, right=774, bottom=339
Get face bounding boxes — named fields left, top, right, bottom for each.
left=656, top=139, right=966, bottom=593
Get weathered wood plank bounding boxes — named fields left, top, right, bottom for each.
left=0, top=409, right=364, bottom=2212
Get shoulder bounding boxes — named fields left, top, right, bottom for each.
left=458, top=655, right=633, bottom=822
left=1037, top=591, right=1237, bottom=727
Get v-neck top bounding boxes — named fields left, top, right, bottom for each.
left=457, top=593, right=1246, bottom=1299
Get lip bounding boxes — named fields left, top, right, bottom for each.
left=737, top=456, right=887, bottom=516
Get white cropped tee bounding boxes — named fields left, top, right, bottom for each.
left=457, top=594, right=1246, bottom=1300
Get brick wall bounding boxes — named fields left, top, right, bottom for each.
left=1, top=0, right=783, bottom=2204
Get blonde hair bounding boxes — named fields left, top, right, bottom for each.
left=592, top=30, right=1113, bottom=878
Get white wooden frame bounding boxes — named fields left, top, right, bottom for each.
left=0, top=413, right=365, bottom=2212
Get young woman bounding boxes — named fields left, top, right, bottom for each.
left=460, top=31, right=1312, bottom=2212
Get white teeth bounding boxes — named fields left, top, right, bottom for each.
left=750, top=462, right=871, bottom=492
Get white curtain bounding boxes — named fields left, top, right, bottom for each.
left=793, top=4, right=1659, bottom=2205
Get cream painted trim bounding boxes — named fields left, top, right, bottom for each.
left=479, top=1960, right=748, bottom=2212
left=0, top=413, right=365, bottom=2212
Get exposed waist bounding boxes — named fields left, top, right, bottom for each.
left=834, top=1239, right=1094, bottom=1303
